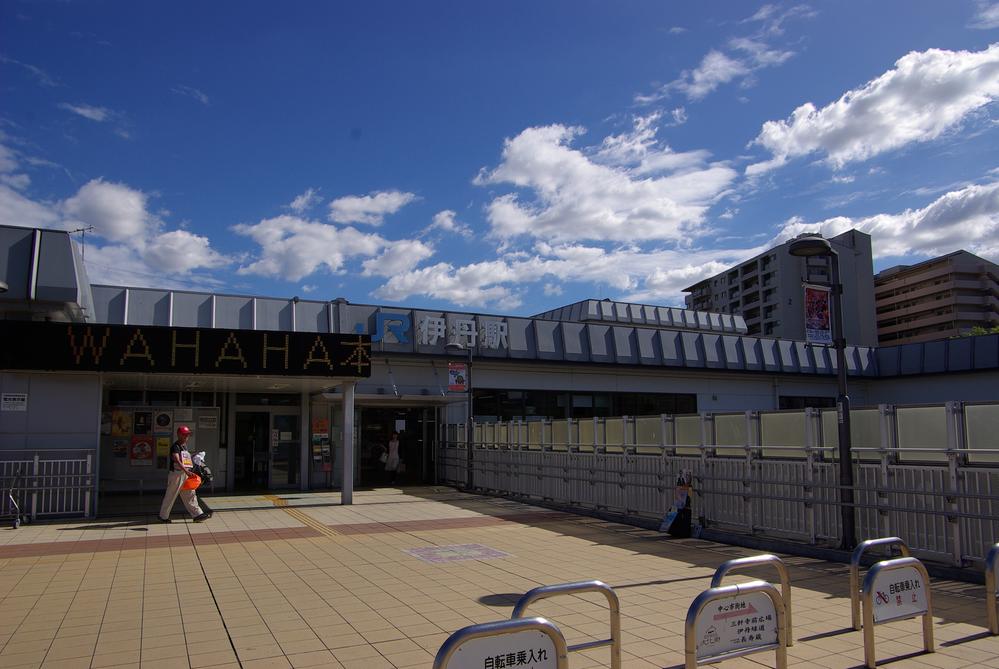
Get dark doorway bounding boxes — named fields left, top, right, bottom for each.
left=358, top=407, right=434, bottom=486
left=234, top=412, right=269, bottom=490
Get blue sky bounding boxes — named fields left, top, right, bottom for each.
left=1, top=2, right=997, bottom=315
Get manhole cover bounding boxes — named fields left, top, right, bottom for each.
left=404, top=544, right=511, bottom=563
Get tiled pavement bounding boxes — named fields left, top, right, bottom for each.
left=1, top=487, right=997, bottom=668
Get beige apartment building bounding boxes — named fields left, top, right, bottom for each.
left=875, top=250, right=999, bottom=345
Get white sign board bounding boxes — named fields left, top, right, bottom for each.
left=1, top=393, right=27, bottom=411
left=871, top=565, right=928, bottom=624
left=696, top=591, right=778, bottom=660
left=442, top=628, right=557, bottom=669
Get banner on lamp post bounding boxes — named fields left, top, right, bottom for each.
left=448, top=362, right=467, bottom=392
left=804, top=284, right=833, bottom=345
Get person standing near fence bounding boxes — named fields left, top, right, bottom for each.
left=158, top=425, right=209, bottom=523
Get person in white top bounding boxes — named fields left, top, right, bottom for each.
left=384, top=431, right=401, bottom=484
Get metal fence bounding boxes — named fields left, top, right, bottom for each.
left=439, top=401, right=999, bottom=567
left=0, top=450, right=96, bottom=520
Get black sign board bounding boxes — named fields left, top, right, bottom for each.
left=0, top=321, right=371, bottom=378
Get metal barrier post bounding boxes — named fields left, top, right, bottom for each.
left=710, top=554, right=793, bottom=645
left=986, top=543, right=999, bottom=635
left=684, top=580, right=787, bottom=669
left=433, top=617, right=569, bottom=669
left=861, top=557, right=934, bottom=668
left=31, top=454, right=39, bottom=521
left=511, top=580, right=621, bottom=669
left=850, top=537, right=910, bottom=630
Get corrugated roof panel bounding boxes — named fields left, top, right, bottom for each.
left=703, top=334, right=724, bottom=368
left=777, top=340, right=797, bottom=373
left=741, top=337, right=761, bottom=371
left=973, top=334, right=998, bottom=369
left=613, top=326, right=637, bottom=364
left=126, top=289, right=171, bottom=326
left=588, top=324, right=613, bottom=363
left=561, top=322, right=588, bottom=361
left=761, top=339, right=779, bottom=371
left=659, top=330, right=683, bottom=366
left=172, top=292, right=214, bottom=328
left=506, top=317, right=535, bottom=359
left=681, top=332, right=705, bottom=367
left=947, top=337, right=972, bottom=372
left=635, top=327, right=658, bottom=365
left=534, top=321, right=560, bottom=360
left=795, top=343, right=815, bottom=373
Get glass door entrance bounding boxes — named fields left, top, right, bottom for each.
left=234, top=410, right=301, bottom=490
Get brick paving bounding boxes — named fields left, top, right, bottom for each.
left=0, top=487, right=997, bottom=668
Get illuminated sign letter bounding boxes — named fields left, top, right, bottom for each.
left=215, top=332, right=248, bottom=368
left=303, top=335, right=334, bottom=371
left=67, top=326, right=110, bottom=364
left=262, top=333, right=290, bottom=369
left=119, top=329, right=156, bottom=367
left=171, top=330, right=201, bottom=367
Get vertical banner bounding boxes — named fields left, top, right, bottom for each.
left=804, top=284, right=833, bottom=345
left=448, top=362, right=467, bottom=392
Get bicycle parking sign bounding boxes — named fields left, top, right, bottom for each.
left=441, top=628, right=558, bottom=669
left=695, top=591, right=778, bottom=659
left=870, top=565, right=927, bottom=623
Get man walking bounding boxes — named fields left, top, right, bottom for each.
left=158, top=425, right=210, bottom=523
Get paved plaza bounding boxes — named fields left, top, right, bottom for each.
left=1, top=487, right=997, bottom=669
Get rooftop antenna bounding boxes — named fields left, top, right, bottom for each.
left=70, top=226, right=95, bottom=262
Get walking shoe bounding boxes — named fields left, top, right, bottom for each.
left=158, top=517, right=172, bottom=523
left=193, top=513, right=210, bottom=523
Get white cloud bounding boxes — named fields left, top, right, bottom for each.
left=770, top=181, right=999, bottom=260
left=670, top=107, right=688, bottom=125
left=427, top=209, right=472, bottom=237
left=374, top=260, right=524, bottom=308
left=233, top=215, right=386, bottom=281
left=674, top=50, right=750, bottom=101
left=288, top=187, right=322, bottom=213
left=62, top=179, right=152, bottom=243
left=476, top=121, right=736, bottom=244
left=748, top=44, right=999, bottom=174
left=142, top=229, right=227, bottom=273
left=0, top=55, right=58, bottom=87
left=171, top=85, right=210, bottom=106
left=971, top=1, right=999, bottom=29
left=58, top=102, right=112, bottom=122
left=0, top=184, right=62, bottom=229
left=669, top=26, right=687, bottom=35
left=361, top=238, right=435, bottom=277
left=543, top=283, right=563, bottom=296
left=328, top=190, right=417, bottom=225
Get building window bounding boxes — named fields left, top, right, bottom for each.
left=779, top=395, right=836, bottom=410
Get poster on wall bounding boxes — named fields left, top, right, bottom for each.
left=130, top=435, right=154, bottom=466
left=154, top=411, right=173, bottom=435
left=448, top=362, right=467, bottom=392
left=155, top=436, right=171, bottom=469
left=100, top=411, right=112, bottom=435
left=111, top=410, right=132, bottom=437
left=804, top=284, right=833, bottom=345
left=133, top=411, right=152, bottom=435
left=175, top=408, right=194, bottom=422
left=112, top=439, right=129, bottom=458
left=198, top=414, right=218, bottom=429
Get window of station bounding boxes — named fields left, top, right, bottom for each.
left=473, top=389, right=697, bottom=421
left=779, top=395, right=836, bottom=410
left=235, top=393, right=302, bottom=406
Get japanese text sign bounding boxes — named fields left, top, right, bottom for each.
left=440, top=628, right=557, bottom=669
left=695, top=591, right=778, bottom=661
left=870, top=565, right=928, bottom=624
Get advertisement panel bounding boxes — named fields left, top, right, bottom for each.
left=449, top=362, right=468, bottom=392
left=804, top=284, right=833, bottom=345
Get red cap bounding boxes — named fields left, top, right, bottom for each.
left=177, top=425, right=191, bottom=436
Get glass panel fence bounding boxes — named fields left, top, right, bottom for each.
left=821, top=407, right=881, bottom=461
left=605, top=418, right=624, bottom=453
left=713, top=413, right=746, bottom=457
left=761, top=411, right=806, bottom=458
left=552, top=419, right=569, bottom=451
left=966, top=403, right=999, bottom=464
left=896, top=405, right=948, bottom=463
left=635, top=416, right=662, bottom=454
left=675, top=414, right=701, bottom=456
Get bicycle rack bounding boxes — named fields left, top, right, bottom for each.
left=710, top=554, right=793, bottom=646
left=850, top=537, right=910, bottom=630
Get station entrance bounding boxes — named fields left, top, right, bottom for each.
left=357, top=406, right=438, bottom=487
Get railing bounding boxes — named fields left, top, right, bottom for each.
left=0, top=450, right=96, bottom=520
left=439, top=401, right=999, bottom=567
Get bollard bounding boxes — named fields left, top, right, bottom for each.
left=512, top=580, right=621, bottom=669
left=861, top=557, right=934, bottom=668
left=711, top=554, right=793, bottom=646
left=850, top=537, right=910, bottom=630
left=684, top=579, right=787, bottom=669
left=433, top=617, right=569, bottom=669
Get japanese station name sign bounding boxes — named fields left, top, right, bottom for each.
left=870, top=565, right=928, bottom=624
left=695, top=591, right=779, bottom=661
left=361, top=312, right=509, bottom=350
left=0, top=321, right=371, bottom=378
left=441, top=628, right=556, bottom=669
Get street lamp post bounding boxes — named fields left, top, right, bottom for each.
left=788, top=235, right=857, bottom=551
left=445, top=341, right=474, bottom=490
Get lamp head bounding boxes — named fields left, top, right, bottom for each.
left=444, top=341, right=466, bottom=351
left=0, top=279, right=8, bottom=293
left=787, top=235, right=834, bottom=258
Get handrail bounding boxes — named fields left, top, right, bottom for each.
left=987, top=543, right=999, bottom=635
left=433, top=617, right=569, bottom=669
left=850, top=537, right=910, bottom=630
left=511, top=580, right=620, bottom=669
left=710, top=554, right=793, bottom=646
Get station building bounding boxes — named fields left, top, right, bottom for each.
left=2, top=225, right=998, bottom=501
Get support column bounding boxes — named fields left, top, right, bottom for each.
left=342, top=381, right=356, bottom=505
left=300, top=389, right=309, bottom=491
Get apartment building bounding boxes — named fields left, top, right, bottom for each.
left=874, top=250, right=999, bottom=345
left=683, top=229, right=877, bottom=346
